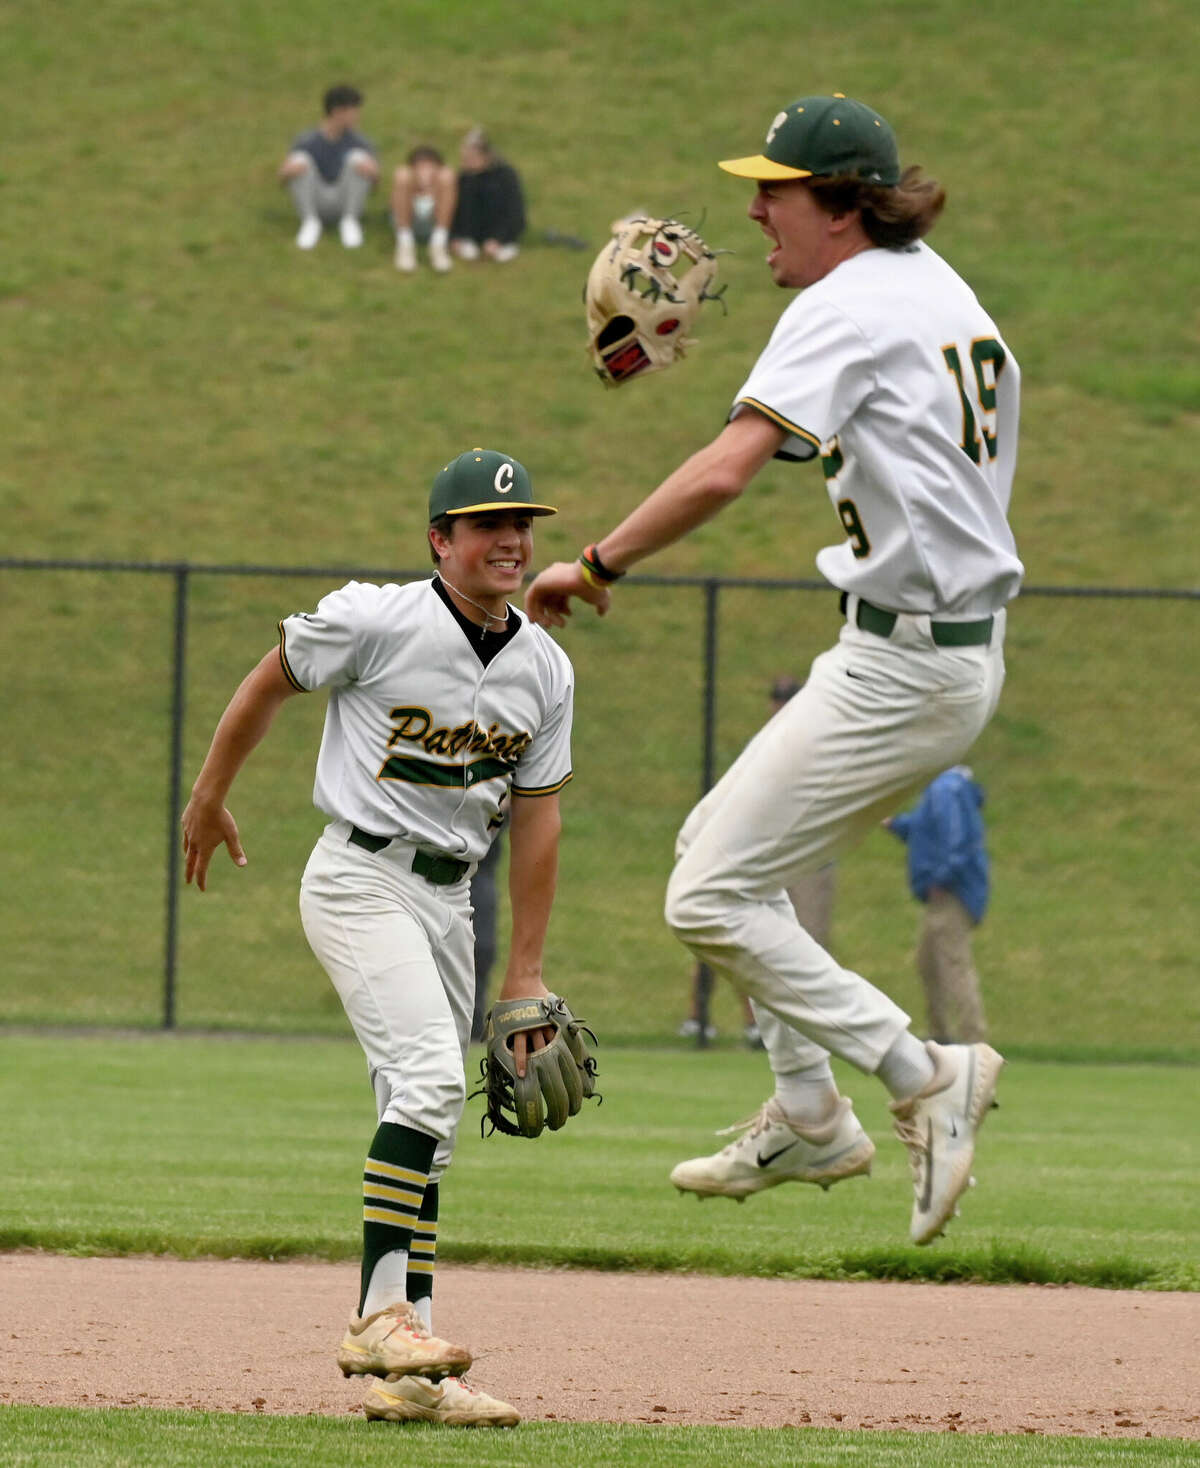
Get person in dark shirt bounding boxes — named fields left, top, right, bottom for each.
left=451, top=128, right=526, bottom=264
left=279, top=84, right=380, bottom=251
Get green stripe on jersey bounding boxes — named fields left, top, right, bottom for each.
left=378, top=754, right=513, bottom=787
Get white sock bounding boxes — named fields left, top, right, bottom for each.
left=409, top=1294, right=432, bottom=1332
left=876, top=1033, right=936, bottom=1100
left=396, top=227, right=415, bottom=247
left=361, top=1248, right=409, bottom=1319
left=430, top=225, right=448, bottom=249
left=773, top=1060, right=840, bottom=1126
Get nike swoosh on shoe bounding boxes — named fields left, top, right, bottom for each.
left=757, top=1142, right=801, bottom=1168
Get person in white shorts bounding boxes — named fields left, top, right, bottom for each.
left=182, top=447, right=574, bottom=1426
left=526, top=94, right=1022, bottom=1246
left=391, top=145, right=457, bottom=274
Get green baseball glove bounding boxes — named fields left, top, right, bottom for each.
left=471, top=994, right=599, bottom=1139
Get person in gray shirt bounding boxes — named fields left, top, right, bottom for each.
left=279, top=84, right=380, bottom=251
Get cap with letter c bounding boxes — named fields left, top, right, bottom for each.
left=428, top=447, right=557, bottom=521
left=718, top=93, right=900, bottom=186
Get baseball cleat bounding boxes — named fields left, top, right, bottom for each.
left=890, top=1040, right=1004, bottom=1246
left=669, top=1096, right=874, bottom=1200
left=362, top=1372, right=520, bottom=1428
left=337, top=1300, right=472, bottom=1380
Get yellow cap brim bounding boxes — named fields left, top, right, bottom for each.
left=718, top=154, right=814, bottom=180
left=442, top=500, right=557, bottom=516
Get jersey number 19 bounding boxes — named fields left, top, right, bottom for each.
left=942, top=338, right=1006, bottom=465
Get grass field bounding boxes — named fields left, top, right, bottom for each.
left=2, top=1036, right=1195, bottom=1290
left=2, top=0, right=1198, bottom=1056
left=1, top=1, right=1197, bottom=1458
left=3, top=1407, right=1196, bottom=1468
left=2, top=1033, right=1197, bottom=1458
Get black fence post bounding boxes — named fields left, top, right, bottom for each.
left=701, top=579, right=718, bottom=794
left=162, top=564, right=189, bottom=1030
left=694, top=579, right=720, bottom=1048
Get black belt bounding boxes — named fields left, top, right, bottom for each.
left=347, top=826, right=470, bottom=885
left=840, top=593, right=993, bottom=647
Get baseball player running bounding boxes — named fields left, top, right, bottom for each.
left=527, top=95, right=1022, bottom=1245
left=182, top=449, right=574, bottom=1426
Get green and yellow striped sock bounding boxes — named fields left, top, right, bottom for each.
left=358, top=1121, right=436, bottom=1317
left=406, top=1181, right=439, bottom=1329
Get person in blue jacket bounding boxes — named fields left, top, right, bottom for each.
left=886, top=766, right=989, bottom=1044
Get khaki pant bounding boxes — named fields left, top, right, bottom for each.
left=918, top=888, right=988, bottom=1043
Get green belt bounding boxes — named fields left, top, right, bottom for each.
left=348, top=825, right=470, bottom=885
left=843, top=594, right=994, bottom=647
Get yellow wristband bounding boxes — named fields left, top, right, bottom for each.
left=578, top=558, right=606, bottom=591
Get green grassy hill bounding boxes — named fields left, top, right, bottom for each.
left=1, top=0, right=1197, bottom=1055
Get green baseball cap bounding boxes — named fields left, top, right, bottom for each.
left=428, top=448, right=557, bottom=521
left=719, top=94, right=900, bottom=186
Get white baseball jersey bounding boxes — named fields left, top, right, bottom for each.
left=731, top=241, right=1023, bottom=617
left=279, top=578, right=574, bottom=861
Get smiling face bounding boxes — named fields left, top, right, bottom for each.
left=430, top=510, right=534, bottom=617
left=747, top=178, right=871, bottom=289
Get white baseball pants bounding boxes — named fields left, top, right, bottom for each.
left=299, top=820, right=477, bottom=1175
left=665, top=600, right=1005, bottom=1076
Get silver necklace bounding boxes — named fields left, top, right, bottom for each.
left=438, top=575, right=508, bottom=638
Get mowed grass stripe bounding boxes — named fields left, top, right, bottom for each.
left=0, top=1037, right=1194, bottom=1289
left=0, top=1407, right=1192, bottom=1467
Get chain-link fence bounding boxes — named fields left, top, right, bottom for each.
left=2, top=559, right=1196, bottom=1056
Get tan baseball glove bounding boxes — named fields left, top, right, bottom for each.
left=585, top=215, right=725, bottom=386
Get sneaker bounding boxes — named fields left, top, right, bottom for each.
left=677, top=1017, right=717, bottom=1041
left=362, top=1372, right=520, bottom=1428
left=429, top=238, right=452, bottom=273
left=889, top=1040, right=1004, bottom=1246
left=452, top=238, right=481, bottom=261
left=339, top=216, right=364, bottom=248
left=394, top=236, right=417, bottom=272
left=337, top=1300, right=472, bottom=1380
left=295, top=217, right=322, bottom=250
left=669, top=1096, right=874, bottom=1200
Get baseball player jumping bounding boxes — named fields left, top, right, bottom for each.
left=182, top=449, right=574, bottom=1426
left=527, top=95, right=1022, bottom=1245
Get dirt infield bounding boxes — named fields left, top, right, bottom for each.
left=2, top=1253, right=1197, bottom=1438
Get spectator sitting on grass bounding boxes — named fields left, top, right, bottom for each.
left=391, top=145, right=457, bottom=275
left=279, top=83, right=380, bottom=251
left=451, top=127, right=526, bottom=264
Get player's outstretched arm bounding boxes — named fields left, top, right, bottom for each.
left=524, top=412, right=784, bottom=628
left=181, top=649, right=301, bottom=892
